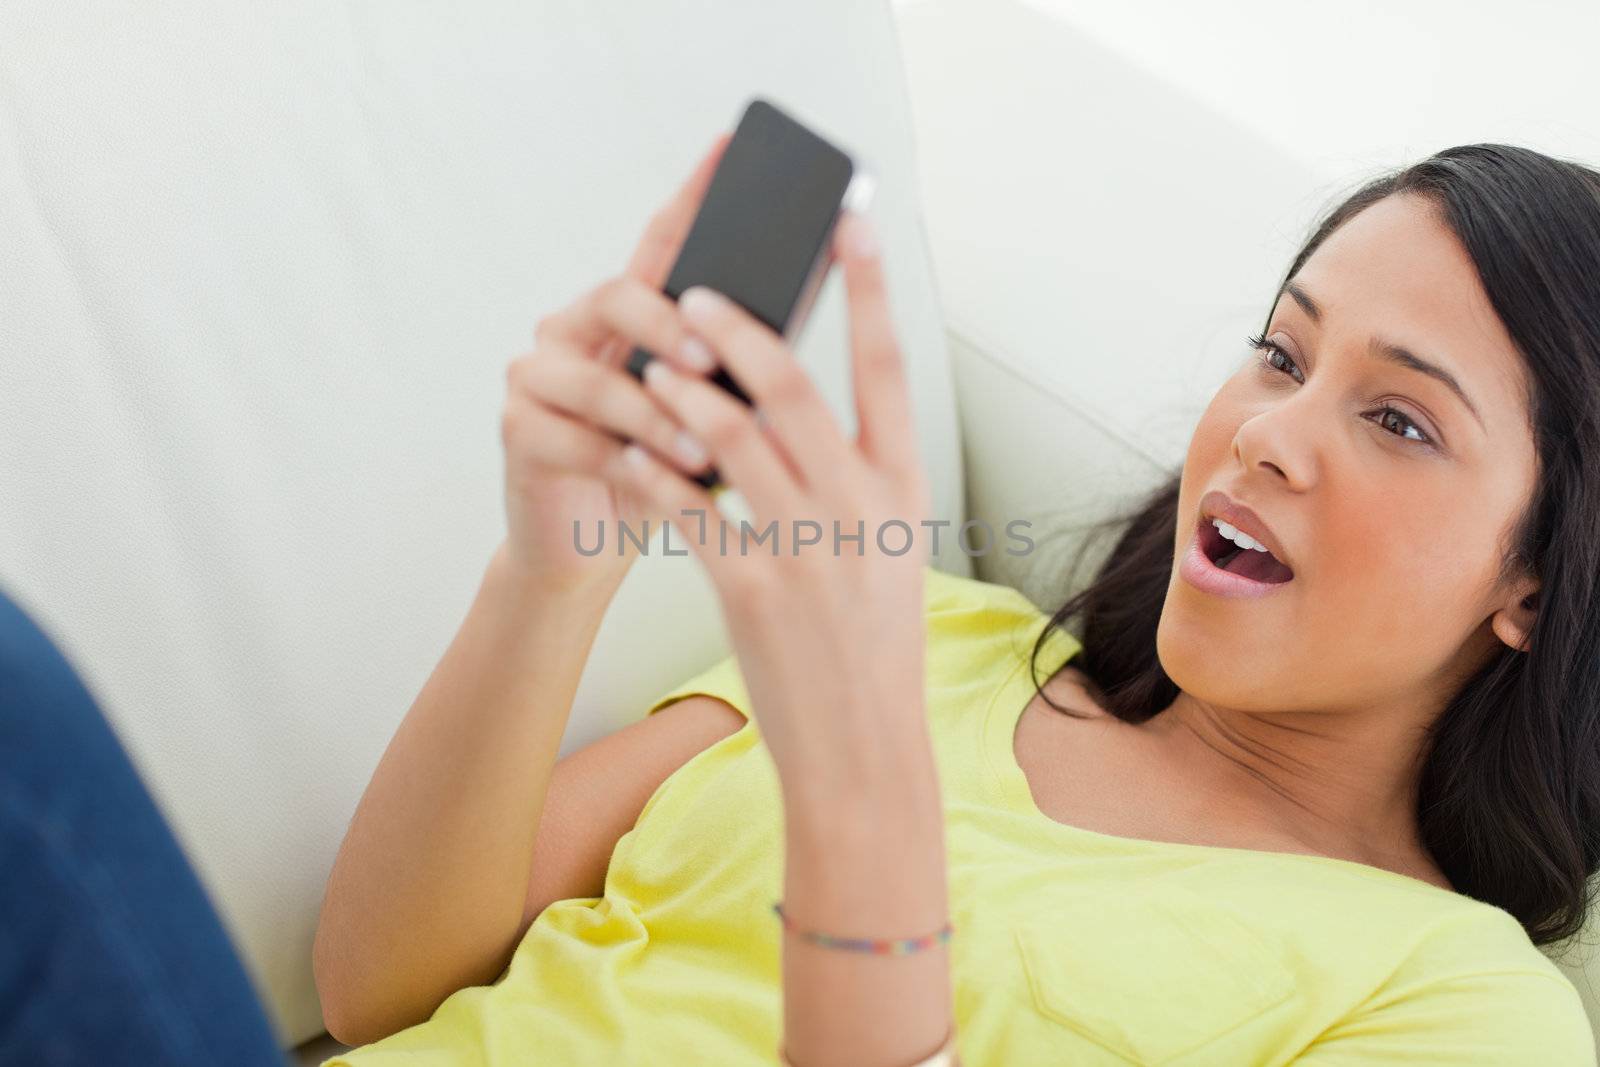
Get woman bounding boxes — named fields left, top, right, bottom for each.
left=310, top=137, right=1600, bottom=1065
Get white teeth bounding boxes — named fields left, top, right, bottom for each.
left=1212, top=518, right=1269, bottom=553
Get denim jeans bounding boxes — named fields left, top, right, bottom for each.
left=0, top=584, right=288, bottom=1065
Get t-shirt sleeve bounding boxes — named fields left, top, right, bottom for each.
left=1293, top=968, right=1596, bottom=1065
left=643, top=651, right=752, bottom=723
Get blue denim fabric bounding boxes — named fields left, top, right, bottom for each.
left=0, top=585, right=288, bottom=1065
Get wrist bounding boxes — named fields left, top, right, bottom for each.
left=784, top=777, right=946, bottom=869
left=488, top=540, right=626, bottom=609
left=781, top=725, right=947, bottom=884
left=773, top=713, right=954, bottom=1067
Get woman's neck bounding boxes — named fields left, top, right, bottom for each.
left=1142, top=690, right=1447, bottom=885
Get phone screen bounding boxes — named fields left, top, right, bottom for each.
left=625, top=97, right=863, bottom=488
left=664, top=99, right=855, bottom=332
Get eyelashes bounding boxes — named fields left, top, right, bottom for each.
left=1243, top=333, right=1436, bottom=449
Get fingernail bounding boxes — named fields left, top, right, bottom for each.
left=672, top=430, right=709, bottom=468
left=679, top=286, right=725, bottom=324
left=643, top=358, right=673, bottom=391
left=847, top=213, right=877, bottom=259
left=679, top=335, right=715, bottom=372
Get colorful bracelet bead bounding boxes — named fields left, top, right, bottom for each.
left=772, top=902, right=953, bottom=955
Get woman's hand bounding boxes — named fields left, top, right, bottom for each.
left=497, top=132, right=733, bottom=593
left=593, top=211, right=954, bottom=1067
left=595, top=209, right=933, bottom=794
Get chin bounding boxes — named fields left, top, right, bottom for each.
left=1155, top=588, right=1285, bottom=708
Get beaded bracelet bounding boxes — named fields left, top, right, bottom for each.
left=772, top=902, right=953, bottom=954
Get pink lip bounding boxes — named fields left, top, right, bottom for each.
left=1180, top=514, right=1296, bottom=600
left=1197, top=490, right=1294, bottom=573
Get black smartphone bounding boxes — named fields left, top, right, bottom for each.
left=624, top=96, right=875, bottom=491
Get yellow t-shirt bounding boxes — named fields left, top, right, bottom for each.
left=324, top=565, right=1596, bottom=1066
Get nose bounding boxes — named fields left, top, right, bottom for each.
left=1231, top=397, right=1317, bottom=491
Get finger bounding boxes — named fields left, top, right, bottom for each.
left=637, top=355, right=802, bottom=523
left=595, top=335, right=627, bottom=370
left=624, top=132, right=734, bottom=288
left=676, top=285, right=853, bottom=491
left=503, top=395, right=632, bottom=482
left=539, top=275, right=717, bottom=378
left=833, top=210, right=918, bottom=475
left=517, top=341, right=714, bottom=477
left=602, top=440, right=744, bottom=590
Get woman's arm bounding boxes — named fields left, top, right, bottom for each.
left=578, top=202, right=955, bottom=1064
left=312, top=541, right=620, bottom=1046
left=779, top=714, right=958, bottom=1067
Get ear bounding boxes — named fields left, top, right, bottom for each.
left=1490, top=581, right=1540, bottom=653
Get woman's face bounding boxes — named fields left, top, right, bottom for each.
left=1159, top=192, right=1540, bottom=721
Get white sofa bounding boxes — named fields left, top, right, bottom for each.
left=1, top=0, right=1593, bottom=1061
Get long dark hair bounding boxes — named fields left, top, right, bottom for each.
left=1027, top=144, right=1600, bottom=951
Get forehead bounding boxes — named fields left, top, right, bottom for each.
left=1282, top=193, right=1531, bottom=434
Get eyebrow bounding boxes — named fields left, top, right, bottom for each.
left=1282, top=281, right=1486, bottom=433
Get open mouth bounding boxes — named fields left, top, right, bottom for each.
left=1198, top=515, right=1295, bottom=584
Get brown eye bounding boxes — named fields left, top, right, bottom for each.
left=1264, top=345, right=1302, bottom=382
left=1371, top=406, right=1434, bottom=446
left=1247, top=335, right=1304, bottom=384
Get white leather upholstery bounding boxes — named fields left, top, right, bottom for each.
left=0, top=0, right=960, bottom=1049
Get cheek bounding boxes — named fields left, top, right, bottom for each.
left=1177, top=398, right=1243, bottom=539
left=1315, top=508, right=1487, bottom=654
left=1188, top=393, right=1242, bottom=467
